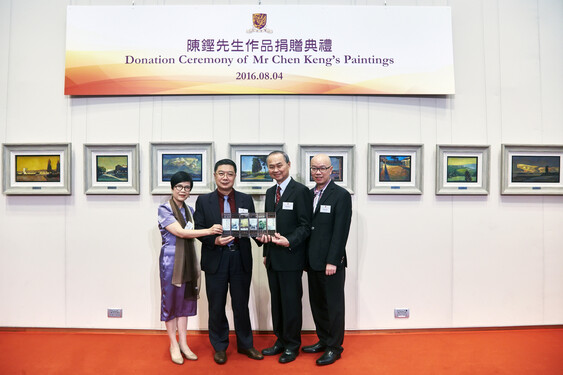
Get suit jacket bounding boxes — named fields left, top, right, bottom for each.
left=308, top=180, right=352, bottom=271
left=194, top=189, right=257, bottom=274
left=263, top=178, right=312, bottom=271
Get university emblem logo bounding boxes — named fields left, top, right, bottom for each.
left=253, top=13, right=267, bottom=30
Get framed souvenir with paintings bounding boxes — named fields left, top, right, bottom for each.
left=2, top=143, right=71, bottom=195
left=150, top=142, right=214, bottom=195
left=84, top=144, right=139, bottom=194
left=436, top=145, right=490, bottom=195
left=368, top=144, right=423, bottom=195
left=501, top=144, right=563, bottom=195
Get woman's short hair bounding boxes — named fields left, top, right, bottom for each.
left=170, top=171, right=193, bottom=189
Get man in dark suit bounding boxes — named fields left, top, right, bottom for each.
left=302, top=154, right=352, bottom=366
left=259, top=151, right=312, bottom=364
left=194, top=159, right=263, bottom=364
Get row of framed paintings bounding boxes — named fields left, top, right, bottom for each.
left=2, top=143, right=562, bottom=196
left=374, top=144, right=562, bottom=195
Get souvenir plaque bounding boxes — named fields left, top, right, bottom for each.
left=222, top=213, right=232, bottom=237
left=221, top=212, right=275, bottom=237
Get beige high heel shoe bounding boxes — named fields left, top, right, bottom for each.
left=170, top=345, right=184, bottom=365
left=181, top=347, right=198, bottom=361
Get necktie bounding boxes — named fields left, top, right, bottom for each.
left=313, top=189, right=322, bottom=212
left=275, top=185, right=281, bottom=205
left=223, top=195, right=230, bottom=214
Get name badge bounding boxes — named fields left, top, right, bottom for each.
left=185, top=221, right=194, bottom=230
left=238, top=208, right=249, bottom=214
left=283, top=202, right=294, bottom=210
left=320, top=205, right=331, bottom=213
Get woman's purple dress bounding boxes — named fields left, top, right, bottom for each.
left=158, top=201, right=197, bottom=321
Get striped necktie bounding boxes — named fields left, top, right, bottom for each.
left=275, top=185, right=281, bottom=205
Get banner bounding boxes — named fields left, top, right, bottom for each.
left=65, top=5, right=455, bottom=96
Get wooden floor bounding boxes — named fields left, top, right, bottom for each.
left=1, top=326, right=562, bottom=374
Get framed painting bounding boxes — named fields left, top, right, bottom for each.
left=436, top=145, right=490, bottom=195
left=2, top=143, right=71, bottom=195
left=230, top=143, right=284, bottom=194
left=298, top=144, right=355, bottom=194
left=150, top=142, right=214, bottom=195
left=84, top=144, right=139, bottom=194
left=501, top=144, right=563, bottom=195
left=368, top=144, right=423, bottom=195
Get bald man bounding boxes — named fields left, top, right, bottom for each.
left=302, top=154, right=352, bottom=366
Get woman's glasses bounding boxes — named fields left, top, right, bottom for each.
left=174, top=184, right=192, bottom=192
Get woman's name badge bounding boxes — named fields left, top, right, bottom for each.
left=238, top=208, right=249, bottom=214
left=282, top=202, right=294, bottom=210
left=185, top=221, right=194, bottom=230
left=320, top=205, right=331, bottom=213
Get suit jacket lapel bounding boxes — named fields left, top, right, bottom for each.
left=318, top=181, right=334, bottom=206
left=234, top=190, right=240, bottom=213
left=276, top=179, right=294, bottom=213
left=266, top=186, right=275, bottom=212
left=209, top=191, right=222, bottom=223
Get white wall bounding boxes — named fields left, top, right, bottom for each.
left=1, top=0, right=562, bottom=331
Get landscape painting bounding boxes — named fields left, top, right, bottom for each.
left=511, top=155, right=560, bottom=183
left=240, top=155, right=272, bottom=182
left=309, top=155, right=344, bottom=182
left=447, top=156, right=478, bottom=183
left=15, top=155, right=61, bottom=182
left=330, top=156, right=344, bottom=181
left=379, top=155, right=411, bottom=182
left=162, top=153, right=203, bottom=182
left=96, top=155, right=128, bottom=182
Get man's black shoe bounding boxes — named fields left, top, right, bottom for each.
left=261, top=344, right=284, bottom=356
left=316, top=349, right=341, bottom=366
left=279, top=349, right=298, bottom=363
left=302, top=342, right=326, bottom=353
left=213, top=350, right=227, bottom=364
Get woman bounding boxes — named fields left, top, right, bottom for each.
left=157, top=171, right=222, bottom=364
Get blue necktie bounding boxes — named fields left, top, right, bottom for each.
left=223, top=195, right=230, bottom=214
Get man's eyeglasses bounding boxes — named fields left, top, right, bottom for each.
left=310, top=166, right=331, bottom=173
left=174, top=184, right=192, bottom=192
left=216, top=171, right=236, bottom=178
